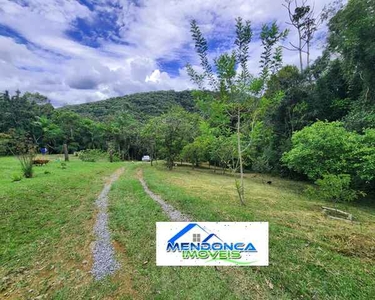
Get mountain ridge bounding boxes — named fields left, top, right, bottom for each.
left=59, top=90, right=196, bottom=121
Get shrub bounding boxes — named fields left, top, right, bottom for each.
left=78, top=149, right=107, bottom=162
left=307, top=174, right=365, bottom=203
left=108, top=152, right=121, bottom=162
left=282, top=121, right=357, bottom=180
left=60, top=162, right=67, bottom=169
left=18, top=152, right=35, bottom=178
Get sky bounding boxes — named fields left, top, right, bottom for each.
left=0, top=0, right=331, bottom=107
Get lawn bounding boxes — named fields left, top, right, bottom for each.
left=0, top=155, right=125, bottom=299
left=109, top=163, right=375, bottom=299
left=1, top=158, right=374, bottom=299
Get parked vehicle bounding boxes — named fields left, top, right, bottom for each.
left=142, top=155, right=151, bottom=162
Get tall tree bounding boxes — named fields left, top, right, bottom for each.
left=187, top=18, right=285, bottom=205
left=283, top=0, right=324, bottom=71
left=329, top=0, right=375, bottom=103
left=148, top=107, right=198, bottom=170
left=260, top=22, right=288, bottom=81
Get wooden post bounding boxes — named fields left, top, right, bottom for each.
left=63, top=143, right=69, bottom=161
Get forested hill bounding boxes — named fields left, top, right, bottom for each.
left=60, top=90, right=195, bottom=121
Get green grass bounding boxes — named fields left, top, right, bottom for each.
left=135, top=164, right=375, bottom=299
left=1, top=157, right=374, bottom=299
left=109, top=164, right=278, bottom=299
left=0, top=155, right=124, bottom=299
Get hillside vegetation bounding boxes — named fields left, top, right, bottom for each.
left=60, top=90, right=195, bottom=121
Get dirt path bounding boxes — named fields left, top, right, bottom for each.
left=92, top=167, right=124, bottom=280
left=137, top=169, right=190, bottom=222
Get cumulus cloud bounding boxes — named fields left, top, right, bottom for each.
left=0, top=0, right=331, bottom=106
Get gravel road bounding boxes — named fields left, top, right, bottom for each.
left=92, top=167, right=124, bottom=280
left=138, top=174, right=191, bottom=222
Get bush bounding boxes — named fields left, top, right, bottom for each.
left=282, top=121, right=357, bottom=180
left=60, top=162, right=67, bottom=169
left=78, top=149, right=107, bottom=162
left=283, top=122, right=375, bottom=195
left=307, top=174, right=365, bottom=203
left=18, top=152, right=35, bottom=178
left=108, top=153, right=121, bottom=162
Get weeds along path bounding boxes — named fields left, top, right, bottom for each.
left=92, top=167, right=124, bottom=280
left=137, top=169, right=191, bottom=222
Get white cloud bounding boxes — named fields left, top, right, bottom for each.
left=0, top=0, right=332, bottom=106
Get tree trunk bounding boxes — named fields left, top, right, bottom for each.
left=306, top=40, right=311, bottom=77
left=298, top=29, right=303, bottom=72
left=109, top=149, right=113, bottom=163
left=63, top=143, right=69, bottom=162
left=236, top=108, right=245, bottom=206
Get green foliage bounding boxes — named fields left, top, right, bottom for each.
left=329, top=0, right=375, bottom=102
left=19, top=152, right=35, bottom=178
left=210, top=135, right=238, bottom=172
left=352, top=129, right=375, bottom=182
left=0, top=132, right=12, bottom=155
left=283, top=122, right=375, bottom=195
left=181, top=135, right=211, bottom=168
left=282, top=121, right=357, bottom=180
left=111, top=155, right=121, bottom=162
left=78, top=149, right=107, bottom=162
left=60, top=90, right=196, bottom=121
left=144, top=107, right=199, bottom=169
left=260, top=22, right=288, bottom=80
left=108, top=112, right=140, bottom=160
left=308, top=174, right=364, bottom=203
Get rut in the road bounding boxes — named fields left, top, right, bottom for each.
left=138, top=170, right=191, bottom=222
left=92, top=167, right=124, bottom=280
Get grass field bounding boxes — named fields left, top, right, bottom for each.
left=110, top=164, right=375, bottom=299
left=0, top=155, right=125, bottom=299
left=1, top=157, right=374, bottom=299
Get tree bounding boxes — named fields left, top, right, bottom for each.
left=260, top=22, right=288, bottom=81
left=108, top=112, right=140, bottom=160
left=210, top=135, right=238, bottom=174
left=141, top=117, right=162, bottom=166
left=187, top=18, right=286, bottom=205
left=148, top=107, right=198, bottom=170
left=51, top=110, right=82, bottom=155
left=329, top=0, right=375, bottom=100
left=283, top=0, right=325, bottom=71
left=182, top=135, right=211, bottom=168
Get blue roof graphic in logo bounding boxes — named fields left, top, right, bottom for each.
left=168, top=223, right=222, bottom=244
left=202, top=233, right=223, bottom=243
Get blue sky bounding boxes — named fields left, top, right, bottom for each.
left=0, top=0, right=329, bottom=106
